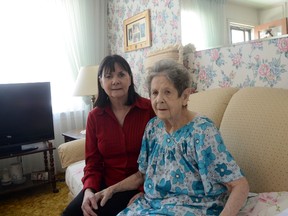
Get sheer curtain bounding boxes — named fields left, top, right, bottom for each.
left=0, top=0, right=108, bottom=173
left=181, top=0, right=226, bottom=50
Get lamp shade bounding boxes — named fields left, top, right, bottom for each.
left=73, top=65, right=99, bottom=96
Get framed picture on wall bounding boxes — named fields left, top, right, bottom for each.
left=124, top=9, right=152, bottom=52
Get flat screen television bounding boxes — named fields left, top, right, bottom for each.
left=0, top=82, right=55, bottom=156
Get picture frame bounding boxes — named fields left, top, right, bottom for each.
left=31, top=171, right=49, bottom=181
left=124, top=9, right=152, bottom=52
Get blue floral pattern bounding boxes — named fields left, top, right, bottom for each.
left=117, top=116, right=244, bottom=215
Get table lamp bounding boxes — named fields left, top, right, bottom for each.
left=73, top=65, right=99, bottom=108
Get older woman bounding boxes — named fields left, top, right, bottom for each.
left=93, top=59, right=249, bottom=216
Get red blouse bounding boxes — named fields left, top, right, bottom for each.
left=82, top=96, right=155, bottom=192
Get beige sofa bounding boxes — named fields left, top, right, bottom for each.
left=58, top=87, right=288, bottom=214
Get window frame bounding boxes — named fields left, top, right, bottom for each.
left=229, top=22, right=254, bottom=44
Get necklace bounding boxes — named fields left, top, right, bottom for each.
left=114, top=106, right=130, bottom=126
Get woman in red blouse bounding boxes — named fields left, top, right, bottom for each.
left=62, top=55, right=155, bottom=216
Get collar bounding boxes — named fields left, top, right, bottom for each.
left=95, top=96, right=151, bottom=116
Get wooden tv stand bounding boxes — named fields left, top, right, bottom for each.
left=0, top=141, right=58, bottom=195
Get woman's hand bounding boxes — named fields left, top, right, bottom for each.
left=127, top=192, right=144, bottom=206
left=81, top=189, right=98, bottom=216
left=94, top=186, right=114, bottom=209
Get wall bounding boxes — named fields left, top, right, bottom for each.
left=187, top=35, right=288, bottom=91
left=107, top=0, right=181, bottom=97
left=108, top=0, right=287, bottom=97
left=107, top=0, right=288, bottom=96
left=224, top=3, right=259, bottom=44
left=259, top=3, right=288, bottom=23
left=225, top=3, right=258, bottom=26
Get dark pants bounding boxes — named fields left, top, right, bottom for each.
left=62, top=189, right=139, bottom=216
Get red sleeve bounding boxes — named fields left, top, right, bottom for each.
left=81, top=111, right=103, bottom=192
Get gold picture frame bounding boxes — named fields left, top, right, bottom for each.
left=124, top=10, right=152, bottom=52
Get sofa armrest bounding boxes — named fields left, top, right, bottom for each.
left=57, top=138, right=85, bottom=168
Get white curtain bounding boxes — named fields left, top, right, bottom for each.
left=181, top=0, right=226, bottom=50
left=0, top=0, right=108, bottom=173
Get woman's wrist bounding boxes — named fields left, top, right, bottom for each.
left=84, top=187, right=95, bottom=194
left=110, top=185, right=117, bottom=195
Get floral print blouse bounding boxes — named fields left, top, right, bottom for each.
left=118, top=116, right=244, bottom=216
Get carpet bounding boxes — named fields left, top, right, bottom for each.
left=0, top=175, right=69, bottom=216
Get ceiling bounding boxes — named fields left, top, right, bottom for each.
left=228, top=0, right=287, bottom=9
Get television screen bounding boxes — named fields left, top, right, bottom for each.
left=0, top=82, right=54, bottom=155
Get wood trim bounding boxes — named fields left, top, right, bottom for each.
left=254, top=18, right=287, bottom=39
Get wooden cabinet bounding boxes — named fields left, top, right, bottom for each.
left=254, top=18, right=288, bottom=39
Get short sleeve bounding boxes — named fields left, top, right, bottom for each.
left=193, top=117, right=244, bottom=192
left=137, top=118, right=156, bottom=174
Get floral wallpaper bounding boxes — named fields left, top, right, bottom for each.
left=187, top=36, right=288, bottom=91
left=107, top=0, right=181, bottom=97
left=107, top=0, right=288, bottom=95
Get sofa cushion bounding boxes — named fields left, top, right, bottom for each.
left=188, top=87, right=239, bottom=128
left=220, top=87, right=288, bottom=193
left=65, top=160, right=85, bottom=198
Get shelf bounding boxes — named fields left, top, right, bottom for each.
left=0, top=143, right=55, bottom=159
left=0, top=141, right=58, bottom=195
left=0, top=173, right=58, bottom=195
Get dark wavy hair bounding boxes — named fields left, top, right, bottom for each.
left=94, top=55, right=140, bottom=108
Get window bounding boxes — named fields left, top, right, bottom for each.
left=0, top=1, right=81, bottom=113
left=230, top=23, right=253, bottom=44
left=181, top=0, right=226, bottom=50
left=0, top=1, right=106, bottom=114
